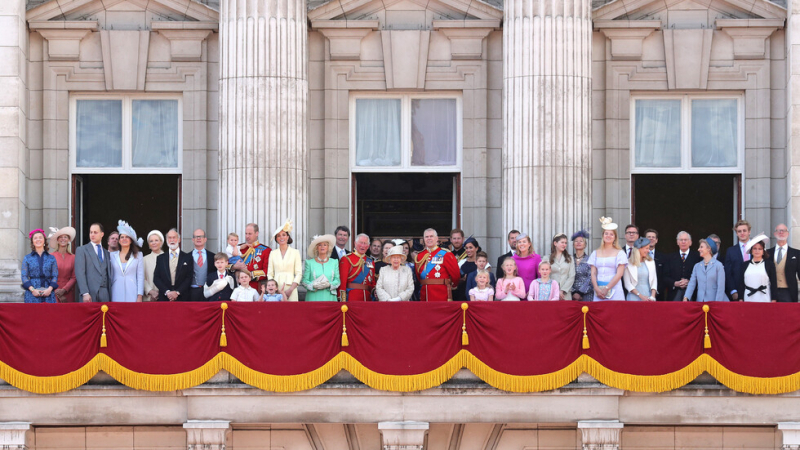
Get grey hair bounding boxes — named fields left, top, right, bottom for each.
left=676, top=231, right=691, bottom=240
left=168, top=228, right=180, bottom=237
left=423, top=228, right=438, bottom=237
left=354, top=233, right=370, bottom=244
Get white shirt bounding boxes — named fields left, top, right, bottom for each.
left=230, top=285, right=259, bottom=302
left=775, top=244, right=788, bottom=262
left=335, top=246, right=346, bottom=258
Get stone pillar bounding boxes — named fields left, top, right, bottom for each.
left=184, top=420, right=230, bottom=450
left=0, top=422, right=31, bottom=449
left=378, top=421, right=428, bottom=450
left=502, top=0, right=592, bottom=253
left=218, top=0, right=308, bottom=248
left=0, top=0, right=27, bottom=302
left=578, top=420, right=623, bottom=450
left=789, top=0, right=800, bottom=247
left=779, top=423, right=800, bottom=449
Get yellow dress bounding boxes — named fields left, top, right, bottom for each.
left=267, top=246, right=303, bottom=302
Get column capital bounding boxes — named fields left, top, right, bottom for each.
left=183, top=420, right=231, bottom=450
left=0, top=422, right=31, bottom=450
left=778, top=423, right=800, bottom=449
left=378, top=421, right=429, bottom=450
left=578, top=421, right=623, bottom=450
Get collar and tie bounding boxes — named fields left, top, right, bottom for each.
left=681, top=252, right=686, bottom=262
left=742, top=243, right=750, bottom=262
left=777, top=247, right=784, bottom=264
left=197, top=250, right=204, bottom=267
left=95, top=244, right=103, bottom=262
left=171, top=250, right=178, bottom=260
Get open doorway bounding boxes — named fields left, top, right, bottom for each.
left=353, top=173, right=459, bottom=240
left=632, top=174, right=740, bottom=255
left=72, top=174, right=181, bottom=246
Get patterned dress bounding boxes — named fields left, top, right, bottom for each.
left=21, top=251, right=59, bottom=303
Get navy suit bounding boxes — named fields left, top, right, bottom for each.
left=767, top=246, right=800, bottom=302
left=664, top=249, right=701, bottom=301
left=204, top=271, right=234, bottom=302
left=154, top=251, right=193, bottom=301
left=724, top=242, right=749, bottom=300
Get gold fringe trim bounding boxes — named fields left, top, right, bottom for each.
left=6, top=352, right=800, bottom=395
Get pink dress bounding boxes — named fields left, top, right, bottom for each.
left=527, top=279, right=561, bottom=301
left=512, top=253, right=542, bottom=292
left=469, top=287, right=494, bottom=301
left=495, top=277, right=526, bottom=301
left=53, top=251, right=76, bottom=302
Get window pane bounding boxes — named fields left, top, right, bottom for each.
left=132, top=100, right=180, bottom=168
left=691, top=99, right=738, bottom=167
left=355, top=99, right=401, bottom=166
left=634, top=99, right=681, bottom=168
left=411, top=99, right=457, bottom=166
left=76, top=100, right=122, bottom=168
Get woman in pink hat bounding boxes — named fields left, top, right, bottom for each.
left=48, top=226, right=76, bottom=302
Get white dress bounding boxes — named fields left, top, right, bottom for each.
left=743, top=261, right=770, bottom=302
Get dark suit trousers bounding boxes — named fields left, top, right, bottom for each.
left=190, top=287, right=206, bottom=302
left=776, top=288, right=794, bottom=303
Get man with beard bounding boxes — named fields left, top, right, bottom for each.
left=154, top=228, right=193, bottom=301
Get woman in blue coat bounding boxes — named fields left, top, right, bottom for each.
left=684, top=238, right=727, bottom=302
left=110, top=220, right=144, bottom=302
left=21, top=229, right=59, bottom=303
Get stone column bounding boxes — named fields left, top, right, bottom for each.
left=378, top=421, right=428, bottom=450
left=0, top=0, right=27, bottom=302
left=578, top=420, right=623, bottom=450
left=184, top=420, right=230, bottom=450
left=0, top=422, right=31, bottom=449
left=218, top=0, right=308, bottom=248
left=502, top=0, right=592, bottom=253
left=779, top=422, right=800, bottom=449
left=789, top=0, right=800, bottom=247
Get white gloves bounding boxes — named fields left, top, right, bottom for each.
left=312, top=275, right=331, bottom=290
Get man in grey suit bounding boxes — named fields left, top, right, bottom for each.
left=75, top=222, right=112, bottom=303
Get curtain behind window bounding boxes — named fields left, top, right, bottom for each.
left=355, top=99, right=401, bottom=166
left=691, top=99, right=737, bottom=167
left=411, top=99, right=457, bottom=166
left=132, top=100, right=179, bottom=168
left=634, top=99, right=681, bottom=168
left=76, top=100, right=122, bottom=168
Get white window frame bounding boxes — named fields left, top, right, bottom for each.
left=630, top=93, right=744, bottom=174
left=69, top=93, right=183, bottom=174
left=349, top=92, right=463, bottom=173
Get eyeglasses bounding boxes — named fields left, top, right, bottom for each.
left=776, top=229, right=789, bottom=233
left=193, top=235, right=206, bottom=239
left=625, top=232, right=638, bottom=235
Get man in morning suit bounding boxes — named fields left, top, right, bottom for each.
left=664, top=231, right=701, bottom=301
left=154, top=228, right=193, bottom=301
left=331, top=225, right=350, bottom=260
left=768, top=223, right=800, bottom=302
left=496, top=230, right=520, bottom=275
left=724, top=220, right=752, bottom=301
left=74, top=222, right=113, bottom=303
left=189, top=228, right=217, bottom=302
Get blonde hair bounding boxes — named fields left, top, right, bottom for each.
left=501, top=258, right=518, bottom=278
left=475, top=269, right=491, bottom=285
left=598, top=229, right=622, bottom=251
left=228, top=232, right=239, bottom=239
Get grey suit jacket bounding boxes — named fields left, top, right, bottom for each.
left=75, top=243, right=112, bottom=302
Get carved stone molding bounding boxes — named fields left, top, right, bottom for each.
left=663, top=28, right=713, bottom=89
left=433, top=20, right=499, bottom=60
left=716, top=19, right=782, bottom=60
left=100, top=30, right=150, bottom=91
left=0, top=422, right=30, bottom=450
left=779, top=422, right=800, bottom=450
left=30, top=21, right=97, bottom=61
left=313, top=21, right=379, bottom=61
left=381, top=30, right=430, bottom=89
left=184, top=420, right=230, bottom=450
left=578, top=420, right=623, bottom=450
left=152, top=22, right=216, bottom=62
left=595, top=20, right=660, bottom=61
left=379, top=421, right=429, bottom=450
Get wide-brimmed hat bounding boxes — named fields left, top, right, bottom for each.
left=744, top=234, right=769, bottom=254
left=117, top=220, right=143, bottom=247
left=308, top=234, right=336, bottom=259
left=599, top=217, right=618, bottom=231
left=273, top=218, right=293, bottom=241
left=384, top=245, right=406, bottom=264
left=47, top=226, right=76, bottom=249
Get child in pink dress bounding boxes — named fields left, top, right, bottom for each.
left=527, top=261, right=561, bottom=301
left=495, top=258, right=526, bottom=301
left=468, top=270, right=495, bottom=301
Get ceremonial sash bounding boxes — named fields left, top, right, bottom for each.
left=421, top=249, right=447, bottom=280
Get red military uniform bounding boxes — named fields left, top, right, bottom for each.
left=240, top=241, right=271, bottom=290
left=337, top=252, right=376, bottom=301
left=415, top=246, right=460, bottom=301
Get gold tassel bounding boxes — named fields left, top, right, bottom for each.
left=100, top=305, right=109, bottom=348
left=703, top=304, right=711, bottom=349
left=220, top=302, right=228, bottom=347
left=461, top=302, right=469, bottom=346
left=341, top=305, right=349, bottom=347
left=581, top=306, right=590, bottom=350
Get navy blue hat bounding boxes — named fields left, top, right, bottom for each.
left=705, top=237, right=718, bottom=255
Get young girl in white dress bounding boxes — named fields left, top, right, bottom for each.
left=469, top=269, right=494, bottom=301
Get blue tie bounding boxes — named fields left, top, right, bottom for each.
left=96, top=244, right=103, bottom=262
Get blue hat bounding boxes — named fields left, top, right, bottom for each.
left=117, top=220, right=143, bottom=247
left=634, top=237, right=650, bottom=249
left=705, top=237, right=718, bottom=255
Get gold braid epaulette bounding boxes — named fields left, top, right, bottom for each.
left=346, top=253, right=366, bottom=279
left=415, top=248, right=436, bottom=273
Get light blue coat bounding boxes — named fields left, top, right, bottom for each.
left=685, top=259, right=727, bottom=302
left=110, top=251, right=144, bottom=302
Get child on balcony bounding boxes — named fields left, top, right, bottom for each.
left=527, top=261, right=561, bottom=301
left=496, top=258, right=526, bottom=301
left=469, top=269, right=494, bottom=301
left=260, top=279, right=286, bottom=302
left=230, top=270, right=259, bottom=302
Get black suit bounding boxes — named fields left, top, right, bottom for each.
left=651, top=250, right=667, bottom=300
left=331, top=247, right=349, bottom=260
left=664, top=249, right=701, bottom=301
left=737, top=259, right=778, bottom=302
left=767, top=245, right=800, bottom=302
left=724, top=242, right=748, bottom=300
left=189, top=248, right=217, bottom=302
left=154, top=251, right=193, bottom=301
left=496, top=251, right=513, bottom=276
left=204, top=271, right=234, bottom=302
